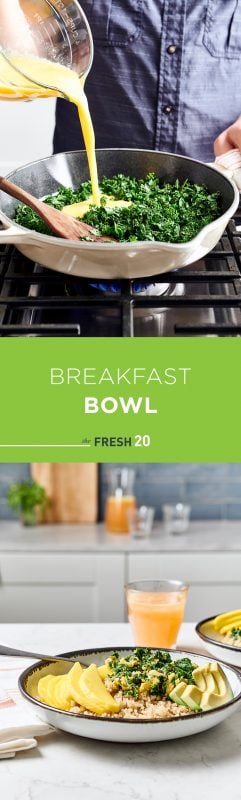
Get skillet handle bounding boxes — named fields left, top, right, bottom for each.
left=0, top=225, right=29, bottom=244
left=0, top=208, right=30, bottom=244
left=208, top=149, right=241, bottom=190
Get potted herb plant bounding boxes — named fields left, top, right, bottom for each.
left=7, top=480, right=48, bottom=526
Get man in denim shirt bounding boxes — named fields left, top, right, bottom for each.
left=54, top=1, right=241, bottom=162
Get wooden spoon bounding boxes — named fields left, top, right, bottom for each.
left=0, top=175, right=115, bottom=242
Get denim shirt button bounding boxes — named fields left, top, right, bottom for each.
left=167, top=45, right=177, bottom=54
left=163, top=105, right=175, bottom=113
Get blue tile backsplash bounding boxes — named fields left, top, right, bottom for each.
left=99, top=464, right=241, bottom=521
left=0, top=463, right=241, bottom=521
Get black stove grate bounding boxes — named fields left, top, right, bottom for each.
left=0, top=203, right=241, bottom=336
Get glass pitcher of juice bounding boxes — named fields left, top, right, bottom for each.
left=105, top=468, right=136, bottom=534
left=0, top=0, right=93, bottom=99
left=126, top=579, right=189, bottom=647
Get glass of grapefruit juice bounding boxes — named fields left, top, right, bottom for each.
left=126, top=579, right=188, bottom=648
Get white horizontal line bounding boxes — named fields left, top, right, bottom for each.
left=0, top=444, right=91, bottom=448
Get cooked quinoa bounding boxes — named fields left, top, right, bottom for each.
left=107, top=690, right=191, bottom=719
left=70, top=691, right=191, bottom=719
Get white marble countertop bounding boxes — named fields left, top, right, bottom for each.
left=1, top=622, right=241, bottom=800
left=0, top=520, right=241, bottom=552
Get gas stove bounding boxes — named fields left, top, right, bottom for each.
left=0, top=204, right=241, bottom=336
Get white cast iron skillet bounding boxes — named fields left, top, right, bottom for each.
left=0, top=149, right=239, bottom=280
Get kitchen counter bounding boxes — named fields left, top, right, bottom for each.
left=1, top=622, right=241, bottom=800
left=0, top=520, right=241, bottom=552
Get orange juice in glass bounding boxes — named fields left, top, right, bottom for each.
left=126, top=580, right=188, bottom=648
left=105, top=468, right=136, bottom=534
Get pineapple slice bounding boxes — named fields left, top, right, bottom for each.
left=65, top=662, right=85, bottom=706
left=38, top=674, right=63, bottom=708
left=54, top=675, right=72, bottom=711
left=98, top=662, right=111, bottom=680
left=212, top=610, right=241, bottom=633
left=37, top=660, right=115, bottom=713
left=77, top=664, right=120, bottom=715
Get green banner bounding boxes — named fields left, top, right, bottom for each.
left=0, top=337, right=240, bottom=462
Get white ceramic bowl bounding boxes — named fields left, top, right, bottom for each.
left=196, top=617, right=241, bottom=669
left=19, top=647, right=241, bottom=743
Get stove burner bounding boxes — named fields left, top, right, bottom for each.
left=0, top=205, right=241, bottom=336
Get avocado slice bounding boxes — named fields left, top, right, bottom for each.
left=205, top=672, right=217, bottom=694
left=181, top=685, right=202, bottom=711
left=192, top=666, right=207, bottom=692
left=193, top=662, right=233, bottom=711
left=201, top=690, right=225, bottom=711
left=193, top=664, right=216, bottom=693
left=169, top=681, right=188, bottom=707
left=209, top=662, right=231, bottom=698
left=169, top=681, right=202, bottom=711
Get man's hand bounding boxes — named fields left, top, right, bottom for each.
left=214, top=115, right=241, bottom=155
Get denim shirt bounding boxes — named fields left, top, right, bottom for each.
left=54, top=1, right=241, bottom=162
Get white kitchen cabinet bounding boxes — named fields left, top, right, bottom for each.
left=0, top=548, right=240, bottom=624
left=0, top=553, right=125, bottom=624
left=128, top=554, right=241, bottom=621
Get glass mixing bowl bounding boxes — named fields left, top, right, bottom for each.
left=0, top=0, right=93, bottom=96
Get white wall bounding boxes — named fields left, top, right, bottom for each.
left=0, top=98, right=56, bottom=174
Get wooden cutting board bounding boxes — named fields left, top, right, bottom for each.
left=31, top=464, right=98, bottom=523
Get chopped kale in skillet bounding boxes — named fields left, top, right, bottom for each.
left=14, top=173, right=221, bottom=243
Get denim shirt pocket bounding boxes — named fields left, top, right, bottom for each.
left=83, top=0, right=143, bottom=46
left=203, top=0, right=241, bottom=58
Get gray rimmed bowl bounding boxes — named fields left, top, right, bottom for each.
left=196, top=617, right=241, bottom=669
left=18, top=647, right=241, bottom=743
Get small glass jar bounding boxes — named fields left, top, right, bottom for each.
left=127, top=506, right=155, bottom=539
left=162, top=503, right=191, bottom=534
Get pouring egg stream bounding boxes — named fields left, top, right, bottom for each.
left=0, top=52, right=130, bottom=216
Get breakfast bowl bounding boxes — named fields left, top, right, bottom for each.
left=0, top=149, right=239, bottom=280
left=18, top=647, right=241, bottom=743
left=196, top=617, right=241, bottom=669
